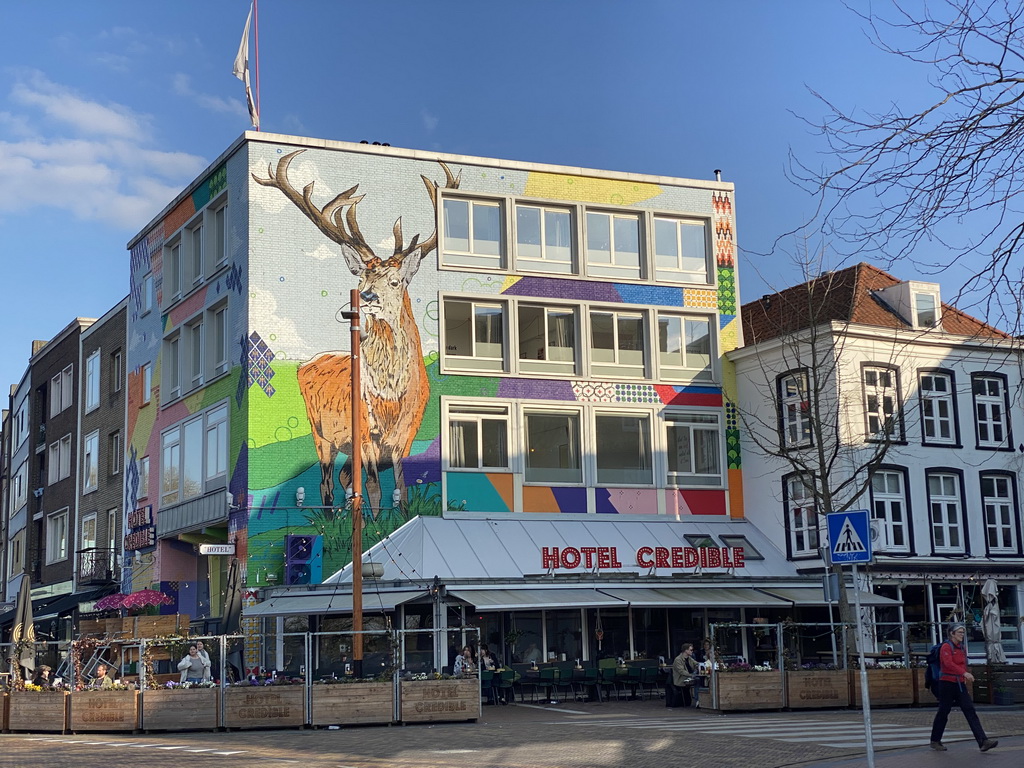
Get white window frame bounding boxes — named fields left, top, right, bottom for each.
left=14, top=399, right=29, bottom=449
left=919, top=371, right=956, bottom=446
left=444, top=403, right=512, bottom=472
left=441, top=297, right=508, bottom=372
left=926, top=471, right=964, bottom=554
left=164, top=331, right=181, bottom=401
left=981, top=473, right=1018, bottom=553
left=141, top=362, right=152, bottom=405
left=513, top=202, right=575, bottom=274
left=80, top=512, right=97, bottom=553
left=785, top=473, right=820, bottom=558
left=205, top=404, right=229, bottom=482
left=138, top=455, right=150, bottom=500
left=189, top=219, right=204, bottom=287
left=85, top=350, right=100, bottom=412
left=83, top=430, right=99, bottom=492
left=187, top=317, right=205, bottom=391
left=141, top=272, right=154, bottom=315
left=12, top=462, right=28, bottom=511
left=585, top=210, right=642, bottom=279
left=161, top=426, right=181, bottom=506
left=870, top=469, right=910, bottom=553
left=210, top=302, right=229, bottom=376
left=516, top=303, right=578, bottom=376
left=595, top=410, right=654, bottom=486
left=779, top=371, right=812, bottom=448
left=106, top=508, right=118, bottom=553
left=212, top=202, right=228, bottom=269
left=973, top=374, right=1010, bottom=449
left=913, top=291, right=940, bottom=328
left=50, top=365, right=73, bottom=417
left=161, top=401, right=231, bottom=506
left=112, top=350, right=123, bottom=393
left=46, top=507, right=69, bottom=564
left=109, top=431, right=121, bottom=476
left=863, top=365, right=902, bottom=440
left=8, top=531, right=25, bottom=577
left=48, top=434, right=72, bottom=485
left=164, top=237, right=182, bottom=305
left=653, top=216, right=711, bottom=284
left=655, top=311, right=714, bottom=383
left=664, top=410, right=724, bottom=488
left=441, top=195, right=506, bottom=269
left=589, top=308, right=648, bottom=379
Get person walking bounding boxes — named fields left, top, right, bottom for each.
left=930, top=623, right=997, bottom=752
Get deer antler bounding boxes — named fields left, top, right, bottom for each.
left=393, top=161, right=462, bottom=261
left=253, top=149, right=376, bottom=263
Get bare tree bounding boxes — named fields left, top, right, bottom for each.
left=791, top=0, right=1024, bottom=332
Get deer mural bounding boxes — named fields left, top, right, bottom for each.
left=253, top=150, right=461, bottom=511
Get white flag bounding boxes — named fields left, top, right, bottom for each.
left=233, top=4, right=259, bottom=129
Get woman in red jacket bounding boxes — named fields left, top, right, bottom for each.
left=929, top=623, right=997, bottom=752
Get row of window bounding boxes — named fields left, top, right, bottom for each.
left=785, top=468, right=1022, bottom=559
left=442, top=297, right=715, bottom=383
left=49, top=364, right=74, bottom=418
left=161, top=301, right=230, bottom=403
left=779, top=367, right=1013, bottom=450
left=158, top=402, right=229, bottom=507
left=29, top=507, right=120, bottom=569
left=159, top=197, right=229, bottom=311
left=444, top=401, right=723, bottom=488
left=441, top=194, right=716, bottom=285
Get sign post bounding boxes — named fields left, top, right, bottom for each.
left=827, top=509, right=874, bottom=767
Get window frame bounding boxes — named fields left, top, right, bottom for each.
left=141, top=362, right=152, bottom=405
left=441, top=297, right=509, bottom=373
left=913, top=291, right=940, bottom=328
left=655, top=311, right=715, bottom=383
left=109, top=430, right=121, bottom=476
left=83, top=430, right=99, bottom=493
left=48, top=434, right=72, bottom=485
left=594, top=409, right=654, bottom=487
left=12, top=462, right=28, bottom=511
left=664, top=409, right=724, bottom=489
left=210, top=301, right=230, bottom=377
left=138, top=455, right=151, bottom=500
left=777, top=369, right=812, bottom=449
left=869, top=466, right=913, bottom=554
left=111, top=349, right=123, bottom=393
left=523, top=406, right=584, bottom=486
left=444, top=402, right=512, bottom=472
left=584, top=209, right=644, bottom=280
left=925, top=468, right=967, bottom=555
left=971, top=372, right=1013, bottom=451
left=14, top=399, right=29, bottom=449
left=588, top=307, right=649, bottom=379
left=918, top=369, right=959, bottom=447
left=164, top=235, right=182, bottom=306
left=141, top=272, right=154, bottom=315
left=440, top=194, right=507, bottom=269
left=211, top=201, right=229, bottom=270
left=652, top=215, right=712, bottom=285
left=979, top=471, right=1021, bottom=555
left=862, top=363, right=905, bottom=442
left=163, top=331, right=182, bottom=402
left=516, top=302, right=579, bottom=376
left=782, top=472, right=820, bottom=560
left=513, top=201, right=576, bottom=275
left=160, top=401, right=231, bottom=508
left=46, top=507, right=70, bottom=564
left=85, top=350, right=100, bottom=413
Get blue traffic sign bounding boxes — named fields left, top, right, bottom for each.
left=827, top=509, right=872, bottom=564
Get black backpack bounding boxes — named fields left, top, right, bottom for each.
left=924, top=641, right=948, bottom=697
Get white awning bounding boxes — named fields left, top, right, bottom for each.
left=244, top=589, right=423, bottom=617
left=597, top=587, right=791, bottom=607
left=448, top=588, right=623, bottom=610
left=756, top=587, right=901, bottom=607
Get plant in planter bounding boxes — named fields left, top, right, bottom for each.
left=713, top=660, right=784, bottom=711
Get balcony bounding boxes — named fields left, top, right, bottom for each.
left=77, top=547, right=120, bottom=586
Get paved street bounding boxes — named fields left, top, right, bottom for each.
left=2, top=698, right=1022, bottom=768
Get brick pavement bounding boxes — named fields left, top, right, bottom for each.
left=1, top=697, right=1021, bottom=768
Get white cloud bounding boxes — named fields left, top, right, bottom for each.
left=420, top=108, right=439, bottom=132
left=308, top=243, right=337, bottom=261
left=0, top=71, right=207, bottom=228
left=172, top=73, right=247, bottom=118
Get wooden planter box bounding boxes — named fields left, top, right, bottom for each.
left=8, top=691, right=68, bottom=732
left=850, top=668, right=914, bottom=707
left=223, top=685, right=305, bottom=729
left=311, top=682, right=394, bottom=726
left=399, top=679, right=480, bottom=723
left=786, top=670, right=850, bottom=709
left=712, top=671, right=784, bottom=711
left=141, top=688, right=220, bottom=730
left=69, top=690, right=139, bottom=732
left=1, top=694, right=7, bottom=732
left=914, top=666, right=974, bottom=704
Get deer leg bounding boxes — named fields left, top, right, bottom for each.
left=364, top=461, right=382, bottom=514
left=319, top=448, right=338, bottom=508
left=339, top=458, right=353, bottom=503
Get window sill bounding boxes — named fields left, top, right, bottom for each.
left=921, top=441, right=962, bottom=449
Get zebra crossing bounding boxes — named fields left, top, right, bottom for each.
left=551, top=715, right=973, bottom=749
left=14, top=737, right=246, bottom=755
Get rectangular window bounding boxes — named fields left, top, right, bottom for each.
left=14, top=399, right=29, bottom=449
left=585, top=211, right=641, bottom=279
left=8, top=531, right=24, bottom=577
left=50, top=373, right=62, bottom=418
left=165, top=333, right=181, bottom=400
left=138, top=456, right=150, bottom=500
left=779, top=371, right=811, bottom=447
left=81, top=513, right=97, bottom=553
left=142, top=272, right=154, bottom=314
left=981, top=474, right=1017, bottom=553
left=83, top=431, right=99, bottom=492
left=442, top=197, right=504, bottom=267
left=657, top=314, right=712, bottom=381
left=213, top=204, right=228, bottom=267
left=166, top=240, right=182, bottom=300
left=596, top=412, right=653, bottom=486
left=443, top=299, right=506, bottom=371
left=665, top=412, right=723, bottom=487
left=973, top=375, right=1010, bottom=449
left=654, top=217, right=710, bottom=284
left=106, top=508, right=118, bottom=553
left=205, top=404, right=228, bottom=482
left=515, top=204, right=574, bottom=273
left=190, top=223, right=204, bottom=286
left=46, top=508, right=69, bottom=564
left=915, top=292, right=938, bottom=327
left=517, top=304, right=577, bottom=375
left=525, top=410, right=582, bottom=484
left=48, top=434, right=72, bottom=485
left=447, top=404, right=510, bottom=470
left=212, top=304, right=229, bottom=376
left=590, top=309, right=647, bottom=378
left=162, top=427, right=181, bottom=505
left=109, top=431, right=121, bottom=475
left=60, top=433, right=71, bottom=480
left=863, top=366, right=902, bottom=440
left=182, top=416, right=204, bottom=500
left=85, top=351, right=100, bottom=412
left=112, top=350, right=123, bottom=393
left=161, top=402, right=230, bottom=506
left=927, top=472, right=963, bottom=553
left=48, top=441, right=60, bottom=485
left=785, top=474, right=819, bottom=557
left=12, top=462, right=28, bottom=510
left=870, top=469, right=910, bottom=552
left=188, top=319, right=204, bottom=390
left=61, top=364, right=73, bottom=411
left=920, top=372, right=955, bottom=445
left=141, top=362, right=152, bottom=405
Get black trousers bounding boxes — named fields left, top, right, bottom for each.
left=930, top=680, right=988, bottom=745
left=665, top=682, right=694, bottom=708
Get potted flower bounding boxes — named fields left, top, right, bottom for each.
left=311, top=674, right=394, bottom=726
left=850, top=660, right=913, bottom=707
left=223, top=677, right=306, bottom=729
left=7, top=681, right=69, bottom=733
left=711, top=661, right=784, bottom=711
left=786, top=662, right=850, bottom=709
left=141, top=680, right=220, bottom=731
left=399, top=671, right=480, bottom=723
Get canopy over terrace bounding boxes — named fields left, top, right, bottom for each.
left=246, top=514, right=900, bottom=671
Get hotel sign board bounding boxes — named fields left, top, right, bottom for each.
left=199, top=544, right=236, bottom=556
left=542, top=546, right=745, bottom=570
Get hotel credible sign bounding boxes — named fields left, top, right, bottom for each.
left=542, top=545, right=745, bottom=570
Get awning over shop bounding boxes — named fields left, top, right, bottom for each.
left=0, top=586, right=114, bottom=628
left=448, top=588, right=624, bottom=610
left=755, top=587, right=901, bottom=607
left=243, top=589, right=423, bottom=618
left=597, top=587, right=791, bottom=607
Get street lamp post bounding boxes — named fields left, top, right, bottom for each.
left=342, top=288, right=365, bottom=677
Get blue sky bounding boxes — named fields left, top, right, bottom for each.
left=0, top=1, right=942, bottom=394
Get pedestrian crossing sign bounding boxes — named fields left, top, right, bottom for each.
left=826, top=509, right=872, bottom=564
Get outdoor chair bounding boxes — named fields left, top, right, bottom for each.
left=597, top=667, right=618, bottom=701
left=497, top=669, right=515, bottom=704
left=538, top=667, right=559, bottom=703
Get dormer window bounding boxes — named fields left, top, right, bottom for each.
left=914, top=292, right=939, bottom=328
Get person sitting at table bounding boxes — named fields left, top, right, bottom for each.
left=669, top=643, right=699, bottom=708
left=477, top=645, right=500, bottom=704
left=91, top=663, right=115, bottom=689
left=32, top=665, right=53, bottom=688
left=453, top=646, right=477, bottom=677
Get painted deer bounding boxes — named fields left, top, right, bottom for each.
left=253, top=150, right=460, bottom=511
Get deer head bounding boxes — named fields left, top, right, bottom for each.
left=253, top=150, right=461, bottom=319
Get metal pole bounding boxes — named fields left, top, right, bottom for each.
left=852, top=564, right=875, bottom=768
left=348, top=288, right=364, bottom=678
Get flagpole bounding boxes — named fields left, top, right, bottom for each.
left=253, top=0, right=261, bottom=131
